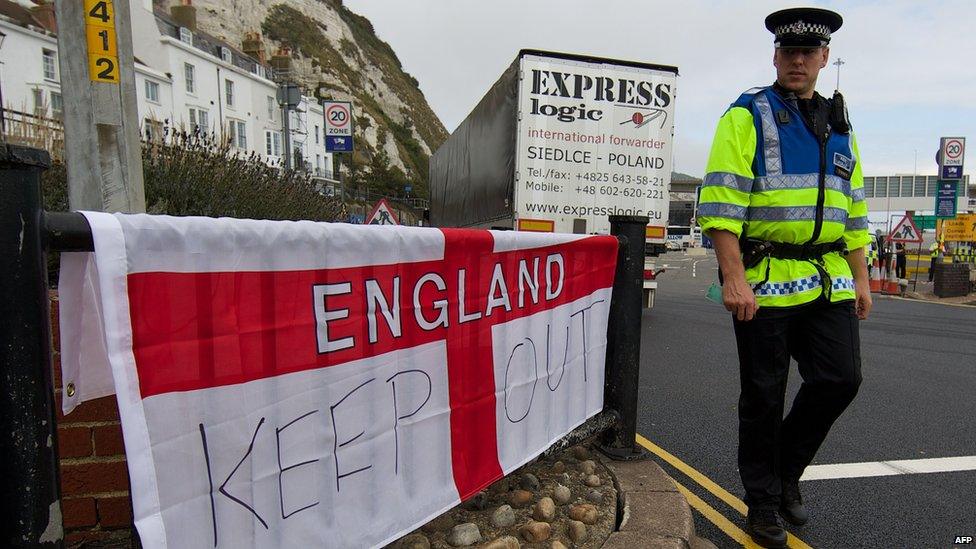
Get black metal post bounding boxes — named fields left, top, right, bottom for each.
left=599, top=215, right=649, bottom=460
left=0, top=144, right=63, bottom=547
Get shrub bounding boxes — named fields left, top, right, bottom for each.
left=41, top=126, right=347, bottom=283
left=141, top=126, right=346, bottom=222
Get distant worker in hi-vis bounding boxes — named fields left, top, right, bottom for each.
left=697, top=7, right=871, bottom=548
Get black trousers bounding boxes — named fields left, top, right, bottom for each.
left=732, top=299, right=862, bottom=509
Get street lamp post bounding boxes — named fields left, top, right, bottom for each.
left=832, top=57, right=845, bottom=90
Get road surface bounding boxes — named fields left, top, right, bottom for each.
left=637, top=250, right=976, bottom=548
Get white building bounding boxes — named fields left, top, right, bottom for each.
left=0, top=0, right=338, bottom=189
left=0, top=2, right=62, bottom=121
left=864, top=174, right=972, bottom=230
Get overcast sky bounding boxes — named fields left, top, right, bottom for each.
left=344, top=0, right=975, bottom=179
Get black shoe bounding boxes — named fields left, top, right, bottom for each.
left=747, top=508, right=787, bottom=548
left=779, top=479, right=809, bottom=526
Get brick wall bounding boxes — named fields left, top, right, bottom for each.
left=933, top=263, right=972, bottom=298
left=51, top=293, right=136, bottom=547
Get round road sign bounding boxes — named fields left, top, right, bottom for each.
left=945, top=139, right=963, bottom=160
left=326, top=104, right=351, bottom=131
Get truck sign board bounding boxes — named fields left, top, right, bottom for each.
left=323, top=100, right=354, bottom=153
left=938, top=137, right=965, bottom=180
left=514, top=53, right=676, bottom=236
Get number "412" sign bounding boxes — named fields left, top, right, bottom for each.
left=84, top=0, right=120, bottom=83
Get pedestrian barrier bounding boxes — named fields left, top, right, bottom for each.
left=906, top=253, right=928, bottom=276
left=0, top=143, right=649, bottom=547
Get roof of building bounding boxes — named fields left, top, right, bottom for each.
left=153, top=8, right=272, bottom=80
left=0, top=0, right=50, bottom=33
left=672, top=172, right=703, bottom=184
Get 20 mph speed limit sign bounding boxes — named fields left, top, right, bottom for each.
left=323, top=101, right=354, bottom=152
left=939, top=136, right=965, bottom=180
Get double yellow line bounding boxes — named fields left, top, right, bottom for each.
left=635, top=434, right=814, bottom=549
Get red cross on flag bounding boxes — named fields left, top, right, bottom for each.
left=58, top=212, right=618, bottom=548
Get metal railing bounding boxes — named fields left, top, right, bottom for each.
left=0, top=143, right=648, bottom=546
left=1, top=108, right=65, bottom=162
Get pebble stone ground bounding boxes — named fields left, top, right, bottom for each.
left=388, top=445, right=617, bottom=549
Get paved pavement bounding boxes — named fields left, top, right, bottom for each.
left=637, top=250, right=976, bottom=548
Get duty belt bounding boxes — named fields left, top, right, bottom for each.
left=741, top=238, right=847, bottom=269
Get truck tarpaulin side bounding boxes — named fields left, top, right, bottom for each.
left=429, top=60, right=519, bottom=227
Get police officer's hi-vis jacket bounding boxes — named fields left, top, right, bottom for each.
left=698, top=86, right=872, bottom=308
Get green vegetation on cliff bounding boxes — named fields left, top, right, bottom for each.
left=262, top=3, right=447, bottom=197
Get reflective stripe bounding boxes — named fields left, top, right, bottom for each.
left=753, top=174, right=852, bottom=196
left=851, top=187, right=865, bottom=202
left=754, top=274, right=855, bottom=297
left=754, top=94, right=782, bottom=176
left=748, top=206, right=849, bottom=223
left=703, top=172, right=753, bottom=193
left=754, top=274, right=820, bottom=297
left=823, top=207, right=848, bottom=223
left=832, top=277, right=855, bottom=292
left=845, top=216, right=868, bottom=231
left=697, top=202, right=748, bottom=220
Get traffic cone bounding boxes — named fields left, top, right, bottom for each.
left=883, top=252, right=900, bottom=294
left=869, top=256, right=882, bottom=293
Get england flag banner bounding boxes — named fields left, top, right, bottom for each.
left=58, top=212, right=618, bottom=548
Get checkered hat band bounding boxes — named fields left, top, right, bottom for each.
left=775, top=20, right=830, bottom=38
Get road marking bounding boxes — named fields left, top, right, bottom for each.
left=884, top=296, right=975, bottom=308
left=671, top=478, right=764, bottom=548
left=637, top=434, right=814, bottom=549
left=692, top=259, right=702, bottom=278
left=801, top=455, right=976, bottom=481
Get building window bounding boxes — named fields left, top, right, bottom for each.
left=315, top=125, right=320, bottom=144
left=144, top=118, right=163, bottom=141
left=184, top=63, right=195, bottom=94
left=913, top=176, right=926, bottom=197
left=224, top=79, right=234, bottom=107
left=50, top=92, right=63, bottom=118
left=267, top=96, right=276, bottom=120
left=32, top=88, right=43, bottom=113
left=189, top=108, right=209, bottom=133
left=900, top=176, right=912, bottom=197
left=42, top=49, right=57, bottom=80
left=179, top=27, right=193, bottom=45
left=265, top=130, right=282, bottom=157
left=229, top=120, right=246, bottom=149
left=926, top=176, right=938, bottom=197
left=220, top=47, right=232, bottom=63
left=145, top=80, right=160, bottom=103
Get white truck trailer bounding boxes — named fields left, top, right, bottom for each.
left=429, top=50, right=678, bottom=305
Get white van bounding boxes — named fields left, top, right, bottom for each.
left=666, top=226, right=701, bottom=249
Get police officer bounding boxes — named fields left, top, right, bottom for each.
left=697, top=7, right=872, bottom=548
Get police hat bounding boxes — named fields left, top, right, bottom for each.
left=765, top=7, right=842, bottom=48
